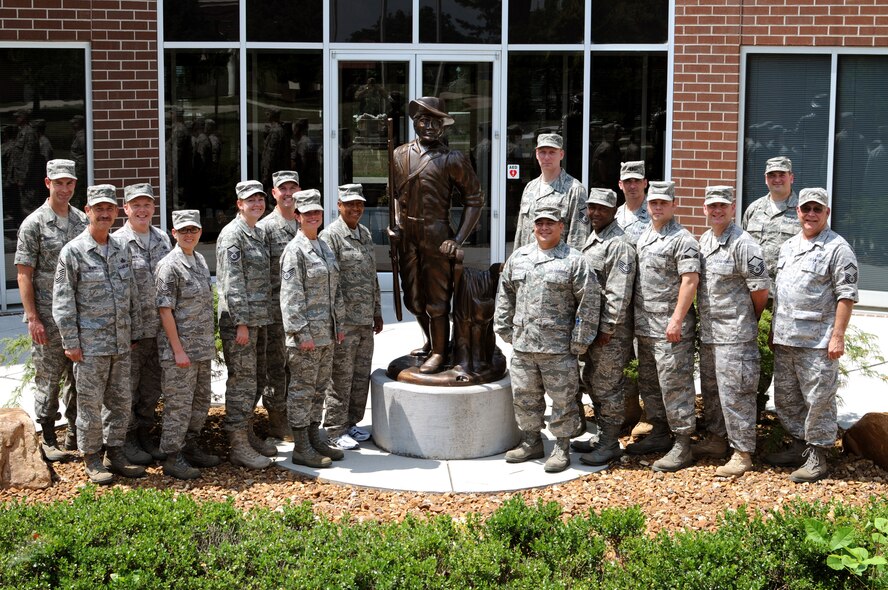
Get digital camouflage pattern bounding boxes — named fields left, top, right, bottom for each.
left=154, top=245, right=215, bottom=363
left=510, top=351, right=580, bottom=438
left=280, top=232, right=342, bottom=348
left=699, top=340, right=759, bottom=452
left=741, top=191, right=800, bottom=285
left=636, top=336, right=696, bottom=434
left=215, top=214, right=272, bottom=328
left=73, top=353, right=131, bottom=453
left=158, top=358, right=212, bottom=455
left=773, top=344, right=839, bottom=447
left=286, top=345, right=334, bottom=429
left=513, top=169, right=589, bottom=250
left=257, top=208, right=298, bottom=323
left=614, top=202, right=650, bottom=246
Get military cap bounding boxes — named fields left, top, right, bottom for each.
left=86, top=184, right=118, bottom=207
left=295, top=188, right=323, bottom=213
left=408, top=97, right=455, bottom=126
left=235, top=180, right=266, bottom=200
left=338, top=183, right=365, bottom=203
left=273, top=170, right=300, bottom=187
left=46, top=159, right=77, bottom=180
left=765, top=156, right=792, bottom=173
left=586, top=188, right=617, bottom=208
left=172, top=209, right=202, bottom=230
left=647, top=180, right=675, bottom=202
left=798, top=187, right=829, bottom=207
left=536, top=133, right=563, bottom=150
left=533, top=205, right=562, bottom=223
left=620, top=160, right=645, bottom=180
left=123, top=183, right=155, bottom=203
left=703, top=185, right=735, bottom=205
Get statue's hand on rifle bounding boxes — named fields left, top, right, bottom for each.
left=439, top=239, right=460, bottom=258
left=387, top=226, right=401, bottom=243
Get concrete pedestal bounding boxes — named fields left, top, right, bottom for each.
left=370, top=368, right=519, bottom=460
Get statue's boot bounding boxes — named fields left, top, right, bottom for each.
left=410, top=315, right=432, bottom=357
left=419, top=316, right=449, bottom=374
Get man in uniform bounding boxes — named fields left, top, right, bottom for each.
left=320, top=184, right=382, bottom=450
left=52, top=184, right=145, bottom=484
left=15, top=159, right=88, bottom=462
left=513, top=133, right=588, bottom=251
left=256, top=170, right=301, bottom=439
left=494, top=205, right=599, bottom=473
left=113, top=183, right=172, bottom=464
left=625, top=181, right=700, bottom=473
left=767, top=187, right=858, bottom=483
left=614, top=160, right=650, bottom=245
left=389, top=96, right=483, bottom=374
left=696, top=186, right=769, bottom=478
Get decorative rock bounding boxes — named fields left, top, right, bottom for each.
left=843, top=412, right=888, bottom=471
left=0, top=408, right=52, bottom=489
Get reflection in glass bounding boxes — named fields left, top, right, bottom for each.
left=508, top=0, right=584, bottom=44
left=164, top=49, right=240, bottom=272
left=247, top=0, right=322, bottom=42
left=419, top=0, right=501, bottom=44
left=163, top=0, right=238, bottom=42
left=0, top=48, right=87, bottom=289
left=331, top=0, right=412, bottom=43
left=590, top=0, right=669, bottom=44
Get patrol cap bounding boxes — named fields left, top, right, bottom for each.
left=798, top=187, right=829, bottom=207
left=703, top=185, right=735, bottom=205
left=273, top=170, right=300, bottom=187
left=586, top=188, right=617, bottom=208
left=765, top=156, right=793, bottom=173
left=620, top=160, right=645, bottom=180
left=536, top=133, right=563, bottom=150
left=46, top=159, right=77, bottom=180
left=235, top=180, right=266, bottom=200
left=295, top=188, right=323, bottom=213
left=172, top=209, right=202, bottom=230
left=338, top=183, right=366, bottom=203
left=533, top=205, right=562, bottom=223
left=647, top=180, right=675, bottom=202
left=123, top=183, right=155, bottom=203
left=86, top=184, right=118, bottom=207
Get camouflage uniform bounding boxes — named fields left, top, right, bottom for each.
left=15, top=200, right=88, bottom=432
left=634, top=218, right=700, bottom=435
left=514, top=169, right=589, bottom=250
left=319, top=216, right=381, bottom=437
left=615, top=203, right=651, bottom=246
left=580, top=220, right=636, bottom=430
left=113, top=222, right=171, bottom=434
left=280, top=232, right=342, bottom=429
left=773, top=227, right=859, bottom=447
left=698, top=221, right=770, bottom=453
left=494, top=241, right=599, bottom=437
left=741, top=191, right=800, bottom=288
left=155, top=245, right=215, bottom=454
left=216, top=214, right=272, bottom=432
left=256, top=208, right=298, bottom=415
left=52, top=231, right=142, bottom=454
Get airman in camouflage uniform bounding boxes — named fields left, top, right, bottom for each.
left=15, top=159, right=87, bottom=461
left=320, top=184, right=382, bottom=450
left=614, top=160, right=651, bottom=245
left=768, top=188, right=858, bottom=483
left=52, top=184, right=145, bottom=484
left=155, top=210, right=220, bottom=480
left=216, top=180, right=275, bottom=469
left=570, top=188, right=636, bottom=467
left=495, top=205, right=599, bottom=473
left=256, top=170, right=301, bottom=439
left=280, top=189, right=345, bottom=468
left=696, top=186, right=770, bottom=478
left=626, top=181, right=700, bottom=473
left=513, top=133, right=589, bottom=251
left=113, top=183, right=172, bottom=464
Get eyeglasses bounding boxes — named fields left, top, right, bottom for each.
left=176, top=227, right=201, bottom=234
left=799, top=204, right=825, bottom=214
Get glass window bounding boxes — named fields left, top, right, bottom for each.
left=590, top=0, right=669, bottom=44
left=331, top=0, right=412, bottom=43
left=418, top=0, right=501, bottom=44
left=163, top=0, right=238, bottom=42
left=247, top=0, right=323, bottom=42
left=164, top=49, right=240, bottom=271
left=1, top=47, right=88, bottom=290
left=247, top=50, right=323, bottom=197
left=508, top=0, right=584, bottom=45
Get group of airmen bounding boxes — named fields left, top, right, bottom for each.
left=18, top=159, right=380, bottom=484
left=495, top=133, right=858, bottom=483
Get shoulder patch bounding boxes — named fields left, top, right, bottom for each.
left=55, top=266, right=66, bottom=285
left=227, top=246, right=241, bottom=262
left=840, top=262, right=858, bottom=285
left=681, top=243, right=699, bottom=258
left=747, top=255, right=765, bottom=277
left=156, top=277, right=172, bottom=296
left=282, top=267, right=295, bottom=281
left=618, top=260, right=633, bottom=275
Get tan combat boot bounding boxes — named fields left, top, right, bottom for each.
left=308, top=423, right=344, bottom=461
left=652, top=434, right=694, bottom=472
left=228, top=430, right=272, bottom=469
left=544, top=438, right=571, bottom=473
left=266, top=407, right=292, bottom=441
left=163, top=452, right=200, bottom=480
left=247, top=422, right=279, bottom=457
left=183, top=436, right=221, bottom=468
left=291, top=428, right=332, bottom=468
left=789, top=445, right=830, bottom=483
left=764, top=438, right=807, bottom=468
left=715, top=450, right=753, bottom=478
left=579, top=424, right=623, bottom=466
left=691, top=434, right=729, bottom=460
left=104, top=446, right=147, bottom=478
left=40, top=425, right=75, bottom=463
left=505, top=430, right=544, bottom=463
left=123, top=430, right=153, bottom=465
left=83, top=452, right=114, bottom=485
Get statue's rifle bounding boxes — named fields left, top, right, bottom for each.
left=386, top=117, right=403, bottom=321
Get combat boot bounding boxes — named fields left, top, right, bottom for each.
left=544, top=438, right=571, bottom=473
left=163, top=452, right=200, bottom=480
left=266, top=407, right=292, bottom=441
left=764, top=438, right=807, bottom=467
left=715, top=450, right=753, bottom=478
left=308, top=423, right=344, bottom=461
left=39, top=424, right=75, bottom=463
left=137, top=426, right=166, bottom=461
left=691, top=434, right=729, bottom=460
left=104, top=446, right=147, bottom=478
left=247, top=424, right=279, bottom=457
left=579, top=424, right=623, bottom=466
left=183, top=437, right=221, bottom=468
left=64, top=425, right=78, bottom=451
left=625, top=422, right=673, bottom=455
left=123, top=431, right=153, bottom=465
left=83, top=452, right=114, bottom=485
left=291, top=428, right=332, bottom=468
left=652, top=434, right=694, bottom=472
left=789, top=445, right=830, bottom=483
left=505, top=430, right=544, bottom=463
left=569, top=393, right=587, bottom=439
left=228, top=430, right=272, bottom=469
